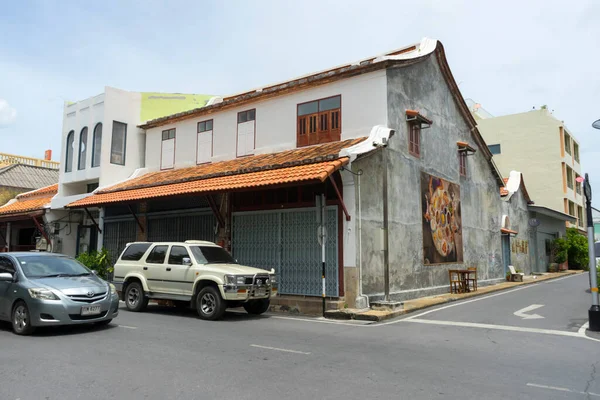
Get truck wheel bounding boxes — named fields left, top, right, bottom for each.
left=125, top=282, right=149, bottom=312
left=196, top=287, right=226, bottom=320
left=243, top=299, right=270, bottom=315
left=12, top=301, right=36, bottom=335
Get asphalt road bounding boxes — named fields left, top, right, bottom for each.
left=1, top=273, right=598, bottom=400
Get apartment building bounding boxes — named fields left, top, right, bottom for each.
left=473, top=106, right=585, bottom=231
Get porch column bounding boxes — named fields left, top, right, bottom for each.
left=97, top=207, right=105, bottom=250
left=136, top=202, right=148, bottom=242
left=5, top=222, right=10, bottom=252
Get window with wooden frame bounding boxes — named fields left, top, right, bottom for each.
left=297, top=95, right=341, bottom=147
left=566, top=165, right=573, bottom=189
left=577, top=205, right=584, bottom=227
left=408, top=122, right=421, bottom=157
left=459, top=151, right=467, bottom=176
left=576, top=173, right=582, bottom=195
left=197, top=119, right=213, bottom=164
left=568, top=200, right=575, bottom=216
left=574, top=142, right=580, bottom=163
left=564, top=133, right=572, bottom=155
left=161, top=128, right=176, bottom=170
left=237, top=109, right=256, bottom=157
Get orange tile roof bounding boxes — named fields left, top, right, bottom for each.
left=500, top=178, right=509, bottom=196
left=68, top=159, right=348, bottom=208
left=17, top=184, right=58, bottom=199
left=101, top=138, right=365, bottom=194
left=501, top=227, right=518, bottom=235
left=0, top=185, right=56, bottom=217
left=405, top=109, right=433, bottom=125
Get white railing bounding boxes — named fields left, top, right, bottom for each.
left=0, top=152, right=59, bottom=170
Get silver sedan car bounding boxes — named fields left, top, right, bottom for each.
left=0, top=252, right=119, bottom=335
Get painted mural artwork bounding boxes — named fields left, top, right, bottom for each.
left=511, top=238, right=529, bottom=254
left=422, top=172, right=463, bottom=264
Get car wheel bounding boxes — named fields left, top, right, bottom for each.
left=243, top=299, right=270, bottom=315
left=196, top=287, right=226, bottom=321
left=95, top=319, right=112, bottom=327
left=125, top=282, right=148, bottom=312
left=12, top=301, right=36, bottom=335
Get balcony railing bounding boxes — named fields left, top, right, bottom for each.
left=0, top=153, right=59, bottom=170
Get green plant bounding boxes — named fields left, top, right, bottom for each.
left=506, top=271, right=511, bottom=280
left=552, top=238, right=569, bottom=264
left=76, top=248, right=113, bottom=280
left=565, top=228, right=589, bottom=270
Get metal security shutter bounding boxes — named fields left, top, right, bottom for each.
left=233, top=207, right=339, bottom=297
left=147, top=212, right=216, bottom=243
left=103, top=219, right=137, bottom=266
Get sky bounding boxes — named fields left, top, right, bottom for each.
left=1, top=0, right=599, bottom=198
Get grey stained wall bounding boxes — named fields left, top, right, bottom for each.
left=355, top=54, right=506, bottom=302
left=501, top=188, right=532, bottom=275
left=530, top=213, right=568, bottom=273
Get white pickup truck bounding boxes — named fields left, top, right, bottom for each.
left=112, top=240, right=276, bottom=320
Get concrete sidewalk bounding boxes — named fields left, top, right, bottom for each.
left=325, top=270, right=585, bottom=322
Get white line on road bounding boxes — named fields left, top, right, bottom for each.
left=578, top=322, right=589, bottom=336
left=527, top=383, right=600, bottom=397
left=513, top=304, right=545, bottom=320
left=116, top=325, right=138, bottom=329
left=398, top=273, right=581, bottom=324
left=250, top=344, right=311, bottom=355
left=407, top=318, right=582, bottom=338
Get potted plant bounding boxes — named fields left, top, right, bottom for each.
left=550, top=238, right=568, bottom=272
left=506, top=271, right=511, bottom=281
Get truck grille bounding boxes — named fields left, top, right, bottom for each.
left=244, top=275, right=270, bottom=285
left=67, top=292, right=108, bottom=303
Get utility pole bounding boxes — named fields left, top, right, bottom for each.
left=584, top=175, right=600, bottom=331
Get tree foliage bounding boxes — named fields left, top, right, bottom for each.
left=565, top=228, right=590, bottom=270
left=76, top=248, right=113, bottom=280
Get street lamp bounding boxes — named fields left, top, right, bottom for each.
left=587, top=120, right=600, bottom=331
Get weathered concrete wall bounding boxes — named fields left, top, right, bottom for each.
left=355, top=54, right=505, bottom=302
left=530, top=213, right=568, bottom=273
left=501, top=189, right=532, bottom=275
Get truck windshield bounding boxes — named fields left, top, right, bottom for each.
left=190, top=246, right=237, bottom=264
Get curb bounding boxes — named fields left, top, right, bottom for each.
left=325, top=271, right=584, bottom=322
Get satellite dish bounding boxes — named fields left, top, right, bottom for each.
left=528, top=218, right=541, bottom=227
left=593, top=119, right=600, bottom=130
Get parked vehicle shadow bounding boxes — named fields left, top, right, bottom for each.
left=123, top=303, right=269, bottom=322
left=0, top=319, right=118, bottom=337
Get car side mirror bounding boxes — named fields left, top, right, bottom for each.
left=0, top=272, right=14, bottom=282
left=182, top=257, right=192, bottom=266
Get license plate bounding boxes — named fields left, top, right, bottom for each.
left=81, top=305, right=102, bottom=316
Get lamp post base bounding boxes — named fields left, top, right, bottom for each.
left=590, top=306, right=600, bottom=332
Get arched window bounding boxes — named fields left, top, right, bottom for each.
left=78, top=127, right=88, bottom=170
left=65, top=130, right=75, bottom=172
left=92, top=123, right=102, bottom=167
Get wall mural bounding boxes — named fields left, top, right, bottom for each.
left=422, top=172, right=463, bottom=264
left=511, top=238, right=529, bottom=254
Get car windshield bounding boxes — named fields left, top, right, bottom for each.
left=190, top=246, right=237, bottom=264
left=16, top=255, right=91, bottom=278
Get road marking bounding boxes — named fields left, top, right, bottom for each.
left=399, top=273, right=581, bottom=324
left=250, top=344, right=311, bottom=355
left=407, top=318, right=582, bottom=338
left=271, top=315, right=374, bottom=327
left=578, top=322, right=589, bottom=335
left=513, top=304, right=545, bottom=320
left=116, top=325, right=138, bottom=329
left=527, top=383, right=600, bottom=397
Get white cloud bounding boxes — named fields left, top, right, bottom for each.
left=0, top=99, right=17, bottom=127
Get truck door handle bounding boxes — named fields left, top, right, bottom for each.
left=166, top=267, right=172, bottom=271
left=143, top=267, right=148, bottom=270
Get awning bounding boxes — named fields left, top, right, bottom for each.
left=457, top=141, right=476, bottom=153
left=68, top=159, right=349, bottom=208
left=501, top=228, right=518, bottom=236
left=67, top=138, right=364, bottom=209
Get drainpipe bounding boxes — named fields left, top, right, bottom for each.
left=356, top=169, right=369, bottom=308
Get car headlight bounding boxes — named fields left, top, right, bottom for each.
left=109, top=283, right=117, bottom=295
left=225, top=275, right=246, bottom=285
left=28, top=288, right=60, bottom=300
